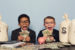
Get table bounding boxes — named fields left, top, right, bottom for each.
left=39, top=46, right=75, bottom=50
left=0, top=42, right=75, bottom=50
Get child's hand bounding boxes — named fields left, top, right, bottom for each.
left=49, top=36, right=55, bottom=41
left=38, top=37, right=46, bottom=44
left=18, top=35, right=24, bottom=41
left=25, top=36, right=30, bottom=42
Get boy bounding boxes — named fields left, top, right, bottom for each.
left=37, top=16, right=59, bottom=44
left=11, top=14, right=36, bottom=44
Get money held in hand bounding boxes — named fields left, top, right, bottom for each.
left=19, top=30, right=29, bottom=41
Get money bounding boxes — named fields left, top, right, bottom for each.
left=42, top=29, right=55, bottom=43
left=0, top=42, right=71, bottom=50
left=42, top=29, right=53, bottom=36
left=19, top=30, right=29, bottom=41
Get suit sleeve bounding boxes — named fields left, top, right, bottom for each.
left=30, top=31, right=36, bottom=44
left=11, top=31, right=18, bottom=41
left=54, top=31, right=60, bottom=42
left=56, top=32, right=60, bottom=42
left=37, top=31, right=43, bottom=41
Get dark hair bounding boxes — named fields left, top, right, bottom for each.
left=18, top=14, right=30, bottom=24
left=44, top=16, right=55, bottom=23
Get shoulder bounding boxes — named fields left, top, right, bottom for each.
left=40, top=29, right=45, bottom=32
left=39, top=29, right=45, bottom=34
left=28, top=28, right=35, bottom=34
left=53, top=29, right=59, bottom=34
left=12, top=28, right=21, bottom=33
left=53, top=29, right=59, bottom=32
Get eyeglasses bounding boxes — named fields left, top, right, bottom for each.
left=45, top=22, right=55, bottom=24
left=20, top=21, right=29, bottom=24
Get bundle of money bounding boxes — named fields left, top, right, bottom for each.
left=19, top=30, right=29, bottom=41
left=42, top=29, right=53, bottom=36
left=42, top=29, right=54, bottom=42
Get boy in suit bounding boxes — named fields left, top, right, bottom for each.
left=37, top=16, right=59, bottom=44
left=11, top=14, right=36, bottom=44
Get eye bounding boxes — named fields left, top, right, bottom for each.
left=45, top=22, right=54, bottom=24
left=20, top=21, right=29, bottom=23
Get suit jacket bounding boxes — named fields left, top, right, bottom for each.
left=37, top=29, right=59, bottom=42
left=11, top=28, right=36, bottom=44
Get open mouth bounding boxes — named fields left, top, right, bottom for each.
left=22, top=26, right=27, bottom=30
left=48, top=27, right=53, bottom=30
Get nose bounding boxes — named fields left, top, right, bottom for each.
left=23, top=23, right=27, bottom=26
left=48, top=24, right=51, bottom=26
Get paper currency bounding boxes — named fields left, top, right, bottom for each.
left=19, top=30, right=29, bottom=41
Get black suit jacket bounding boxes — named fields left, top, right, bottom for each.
left=37, top=29, right=59, bottom=42
left=11, top=28, right=36, bottom=44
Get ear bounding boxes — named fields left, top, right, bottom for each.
left=43, top=23, right=45, bottom=26
left=54, top=23, right=56, bottom=27
left=18, top=24, right=20, bottom=26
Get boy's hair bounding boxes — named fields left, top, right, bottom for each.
left=18, top=14, right=30, bottom=24
left=44, top=16, right=55, bottom=23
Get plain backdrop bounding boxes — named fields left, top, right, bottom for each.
left=0, top=0, right=75, bottom=40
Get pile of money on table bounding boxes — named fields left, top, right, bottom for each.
left=0, top=42, right=71, bottom=50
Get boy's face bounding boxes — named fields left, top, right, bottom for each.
left=44, top=18, right=56, bottom=30
left=19, top=17, right=30, bottom=30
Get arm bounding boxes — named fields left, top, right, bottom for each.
left=54, top=30, right=60, bottom=42
left=37, top=31, right=43, bottom=41
left=11, top=31, right=19, bottom=41
left=29, top=31, right=36, bottom=44
left=56, top=33, right=60, bottom=42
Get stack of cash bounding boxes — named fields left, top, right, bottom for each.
left=42, top=29, right=54, bottom=42
left=19, top=30, right=29, bottom=41
left=42, top=29, right=53, bottom=36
